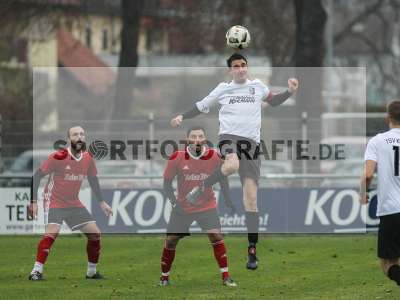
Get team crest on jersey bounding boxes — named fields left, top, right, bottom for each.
left=249, top=87, right=255, bottom=95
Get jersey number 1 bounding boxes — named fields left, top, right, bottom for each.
left=393, top=146, right=399, bottom=176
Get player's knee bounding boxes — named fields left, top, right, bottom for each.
left=223, top=158, right=239, bottom=175
left=209, top=233, right=223, bottom=243
left=165, top=236, right=180, bottom=249
left=44, top=233, right=58, bottom=240
left=87, top=231, right=101, bottom=241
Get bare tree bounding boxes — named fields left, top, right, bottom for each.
left=110, top=0, right=144, bottom=123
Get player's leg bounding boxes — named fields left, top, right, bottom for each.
left=29, top=207, right=63, bottom=280
left=377, top=213, right=400, bottom=285
left=381, top=258, right=400, bottom=285
left=160, top=235, right=182, bottom=286
left=196, top=209, right=236, bottom=286
left=160, top=208, right=192, bottom=286
left=242, top=177, right=259, bottom=270
left=29, top=223, right=61, bottom=280
left=206, top=230, right=236, bottom=286
left=80, top=222, right=103, bottom=279
left=64, top=207, right=102, bottom=279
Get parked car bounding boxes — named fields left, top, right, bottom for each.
left=0, top=150, right=52, bottom=187
left=96, top=160, right=164, bottom=189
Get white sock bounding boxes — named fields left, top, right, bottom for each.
left=87, top=262, right=97, bottom=276
left=32, top=262, right=43, bottom=274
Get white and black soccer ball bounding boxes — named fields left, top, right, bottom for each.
left=226, top=25, right=251, bottom=49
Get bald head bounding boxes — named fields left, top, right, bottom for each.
left=67, top=126, right=86, bottom=152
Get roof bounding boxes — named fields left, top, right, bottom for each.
left=57, top=30, right=116, bottom=95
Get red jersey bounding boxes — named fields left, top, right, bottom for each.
left=40, top=148, right=97, bottom=209
left=163, top=147, right=222, bottom=213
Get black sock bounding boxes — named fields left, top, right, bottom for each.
left=388, top=265, right=400, bottom=285
left=245, top=212, right=259, bottom=246
left=203, top=167, right=225, bottom=187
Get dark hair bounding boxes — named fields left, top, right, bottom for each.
left=388, top=100, right=400, bottom=124
left=226, top=53, right=248, bottom=68
left=186, top=126, right=206, bottom=137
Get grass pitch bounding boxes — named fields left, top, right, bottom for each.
left=0, top=234, right=398, bottom=299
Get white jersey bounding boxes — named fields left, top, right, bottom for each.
left=365, top=128, right=400, bottom=216
left=195, top=79, right=270, bottom=143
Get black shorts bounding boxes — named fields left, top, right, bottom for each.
left=378, top=212, right=400, bottom=259
left=166, top=208, right=221, bottom=237
left=46, top=207, right=95, bottom=231
left=218, top=134, right=261, bottom=183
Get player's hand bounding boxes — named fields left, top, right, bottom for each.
left=359, top=193, right=369, bottom=205
left=288, top=78, right=299, bottom=94
left=171, top=201, right=185, bottom=214
left=170, top=115, right=183, bottom=128
left=28, top=202, right=38, bottom=219
left=100, top=201, right=113, bottom=217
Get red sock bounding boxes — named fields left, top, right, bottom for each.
left=87, top=239, right=101, bottom=264
left=36, top=235, right=55, bottom=264
left=212, top=240, right=229, bottom=280
left=161, top=246, right=176, bottom=280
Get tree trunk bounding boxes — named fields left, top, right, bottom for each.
left=111, top=0, right=144, bottom=124
left=293, top=0, right=327, bottom=177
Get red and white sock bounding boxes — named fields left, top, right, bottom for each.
left=212, top=240, right=229, bottom=280
left=87, top=239, right=101, bottom=276
left=160, top=244, right=176, bottom=280
left=32, top=234, right=56, bottom=274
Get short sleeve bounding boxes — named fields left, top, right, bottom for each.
left=255, top=79, right=270, bottom=101
left=364, top=136, right=378, bottom=162
left=195, top=83, right=226, bottom=113
left=39, top=155, right=56, bottom=174
left=163, top=152, right=179, bottom=180
left=88, top=157, right=98, bottom=176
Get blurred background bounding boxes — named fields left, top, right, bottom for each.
left=0, top=0, right=398, bottom=188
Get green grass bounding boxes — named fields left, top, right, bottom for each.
left=0, top=234, right=399, bottom=299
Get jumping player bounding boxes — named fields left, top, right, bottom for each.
left=171, top=53, right=299, bottom=269
left=28, top=126, right=113, bottom=280
left=160, top=126, right=236, bottom=287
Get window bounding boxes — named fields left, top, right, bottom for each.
left=85, top=27, right=92, bottom=48
left=102, top=28, right=108, bottom=51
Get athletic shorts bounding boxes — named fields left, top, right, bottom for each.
left=378, top=212, right=400, bottom=259
left=166, top=208, right=221, bottom=237
left=218, top=134, right=261, bottom=183
left=46, top=207, right=95, bottom=231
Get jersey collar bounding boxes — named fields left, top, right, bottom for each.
left=186, top=145, right=207, bottom=160
left=68, top=147, right=83, bottom=162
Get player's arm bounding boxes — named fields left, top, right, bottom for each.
left=218, top=175, right=236, bottom=213
left=29, top=169, right=46, bottom=218
left=170, top=83, right=224, bottom=127
left=87, top=175, right=113, bottom=216
left=163, top=152, right=183, bottom=211
left=359, top=160, right=377, bottom=204
left=163, top=178, right=177, bottom=205
left=263, top=78, right=299, bottom=106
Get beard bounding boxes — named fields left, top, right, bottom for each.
left=188, top=143, right=204, bottom=156
left=71, top=140, right=86, bottom=152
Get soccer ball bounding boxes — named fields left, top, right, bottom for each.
left=226, top=25, right=251, bottom=49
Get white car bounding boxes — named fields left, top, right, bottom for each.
left=96, top=160, right=164, bottom=189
